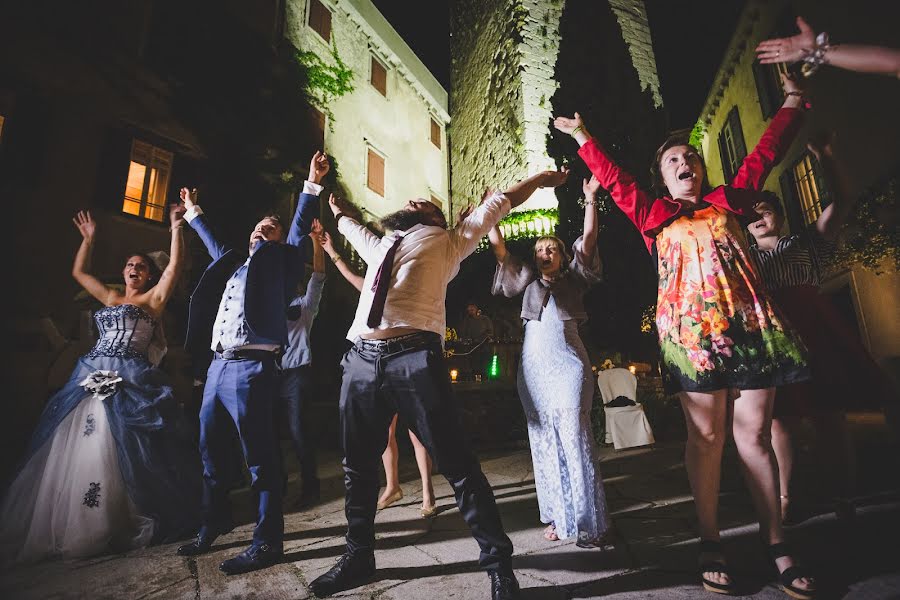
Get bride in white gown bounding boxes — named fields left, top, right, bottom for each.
left=1, top=203, right=201, bottom=565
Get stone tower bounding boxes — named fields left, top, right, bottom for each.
left=449, top=0, right=663, bottom=217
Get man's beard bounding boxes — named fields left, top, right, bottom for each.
left=379, top=210, right=433, bottom=232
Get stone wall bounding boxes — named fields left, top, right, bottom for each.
left=607, top=0, right=663, bottom=108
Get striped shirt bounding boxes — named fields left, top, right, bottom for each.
left=749, top=234, right=835, bottom=290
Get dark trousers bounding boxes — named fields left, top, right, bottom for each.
left=277, top=365, right=319, bottom=492
left=339, top=332, right=513, bottom=572
left=199, top=356, right=283, bottom=547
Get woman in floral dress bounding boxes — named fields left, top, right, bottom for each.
left=554, top=73, right=816, bottom=599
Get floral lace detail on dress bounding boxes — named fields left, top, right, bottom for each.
left=82, top=482, right=102, bottom=508
left=86, top=304, right=158, bottom=361
left=83, top=414, right=96, bottom=437
left=79, top=371, right=123, bottom=400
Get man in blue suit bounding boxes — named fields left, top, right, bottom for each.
left=176, top=151, right=329, bottom=574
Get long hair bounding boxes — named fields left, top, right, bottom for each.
left=650, top=136, right=714, bottom=198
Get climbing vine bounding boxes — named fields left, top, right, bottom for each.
left=476, top=208, right=560, bottom=251
left=688, top=118, right=706, bottom=149
left=295, top=41, right=355, bottom=127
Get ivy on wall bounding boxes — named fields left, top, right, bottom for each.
left=476, top=208, right=560, bottom=251
left=688, top=118, right=706, bottom=149
left=295, top=41, right=354, bottom=127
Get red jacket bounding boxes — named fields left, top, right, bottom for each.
left=577, top=107, right=804, bottom=254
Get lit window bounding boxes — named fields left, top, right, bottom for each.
left=792, top=153, right=829, bottom=226
left=122, top=140, right=173, bottom=222
left=308, top=0, right=331, bottom=41
left=366, top=146, right=385, bottom=196
left=717, top=106, right=747, bottom=183
left=430, top=117, right=442, bottom=149
left=370, top=55, right=387, bottom=96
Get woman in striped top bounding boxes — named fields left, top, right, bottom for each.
left=747, top=138, right=896, bottom=525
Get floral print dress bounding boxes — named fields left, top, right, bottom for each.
left=655, top=205, right=808, bottom=393
left=577, top=106, right=811, bottom=394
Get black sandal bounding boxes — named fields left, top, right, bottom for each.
left=764, top=542, right=817, bottom=600
left=698, top=539, right=736, bottom=595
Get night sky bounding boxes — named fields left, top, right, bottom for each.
left=371, top=0, right=745, bottom=130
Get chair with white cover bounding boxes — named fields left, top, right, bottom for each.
left=596, top=368, right=655, bottom=450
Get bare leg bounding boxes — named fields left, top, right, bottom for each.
left=732, top=389, right=813, bottom=592
left=770, top=415, right=800, bottom=522
left=378, top=414, right=402, bottom=506
left=680, top=389, right=729, bottom=588
left=408, top=428, right=435, bottom=510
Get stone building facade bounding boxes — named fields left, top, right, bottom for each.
left=697, top=0, right=900, bottom=378
left=285, top=0, right=451, bottom=221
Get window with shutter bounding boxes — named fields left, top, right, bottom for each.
left=122, top=139, right=173, bottom=223
left=308, top=0, right=331, bottom=41
left=367, top=147, right=385, bottom=196
left=370, top=55, right=387, bottom=96
left=429, top=194, right=443, bottom=209
left=430, top=117, right=441, bottom=149
left=718, top=106, right=746, bottom=184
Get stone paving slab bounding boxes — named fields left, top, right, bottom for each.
left=2, top=436, right=899, bottom=600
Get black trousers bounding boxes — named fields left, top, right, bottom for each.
left=339, top=332, right=513, bottom=572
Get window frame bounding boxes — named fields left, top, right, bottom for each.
left=370, top=53, right=388, bottom=97
left=717, top=106, right=747, bottom=183
left=307, top=0, right=332, bottom=43
left=365, top=144, right=386, bottom=197
left=122, top=139, right=174, bottom=223
left=790, top=152, right=831, bottom=227
left=429, top=115, right=442, bottom=149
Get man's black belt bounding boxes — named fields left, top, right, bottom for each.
left=216, top=348, right=279, bottom=361
left=356, top=331, right=439, bottom=354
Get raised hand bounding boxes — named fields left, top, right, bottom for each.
left=582, top=175, right=601, bottom=197
left=756, top=16, right=816, bottom=65
left=320, top=230, right=335, bottom=254
left=309, top=151, right=331, bottom=184
left=553, top=113, right=583, bottom=136
left=179, top=187, right=199, bottom=210
left=328, top=193, right=349, bottom=217
left=541, top=166, right=570, bottom=188
left=72, top=210, right=97, bottom=241
left=780, top=71, right=803, bottom=96
left=456, top=204, right=473, bottom=223
left=170, top=202, right=187, bottom=228
left=311, top=218, right=324, bottom=239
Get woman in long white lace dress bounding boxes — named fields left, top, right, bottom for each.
left=488, top=176, right=609, bottom=547
left=0, top=199, right=200, bottom=565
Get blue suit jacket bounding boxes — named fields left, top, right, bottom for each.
left=185, top=192, right=319, bottom=371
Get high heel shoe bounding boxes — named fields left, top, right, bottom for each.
left=376, top=489, right=403, bottom=510
left=763, top=540, right=817, bottom=600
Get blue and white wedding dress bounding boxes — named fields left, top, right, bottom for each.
left=0, top=304, right=200, bottom=565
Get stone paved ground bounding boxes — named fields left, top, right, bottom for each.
left=2, top=415, right=899, bottom=600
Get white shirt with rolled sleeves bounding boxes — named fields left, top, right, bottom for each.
left=338, top=192, right=511, bottom=342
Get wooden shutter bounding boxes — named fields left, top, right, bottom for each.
left=430, top=117, right=441, bottom=149
left=308, top=0, right=331, bottom=41
left=728, top=107, right=747, bottom=166
left=367, top=148, right=384, bottom=196
left=370, top=56, right=387, bottom=96
left=752, top=61, right=777, bottom=120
